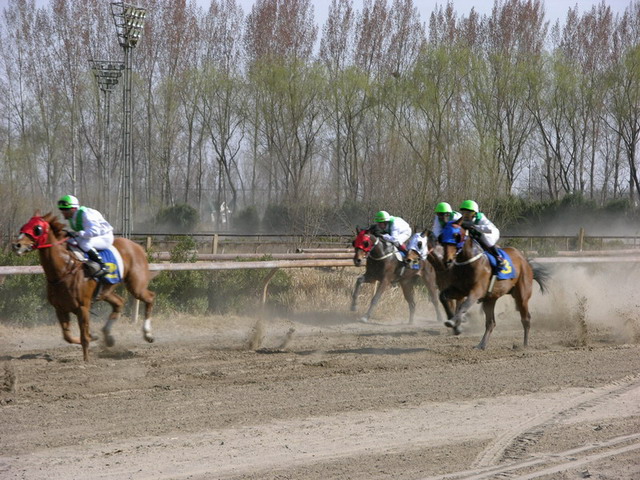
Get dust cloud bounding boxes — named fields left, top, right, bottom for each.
left=530, top=262, right=640, bottom=344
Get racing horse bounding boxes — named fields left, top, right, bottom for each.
left=351, top=225, right=443, bottom=324
left=12, top=212, right=156, bottom=361
left=438, top=222, right=549, bottom=349
left=405, top=229, right=459, bottom=324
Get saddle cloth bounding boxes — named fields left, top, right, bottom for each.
left=485, top=248, right=516, bottom=280
left=84, top=246, right=124, bottom=284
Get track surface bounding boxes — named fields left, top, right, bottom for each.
left=1, top=308, right=640, bottom=479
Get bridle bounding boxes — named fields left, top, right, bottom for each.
left=18, top=217, right=67, bottom=251
left=17, top=216, right=83, bottom=284
left=357, top=233, right=397, bottom=261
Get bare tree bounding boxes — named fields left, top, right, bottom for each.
left=606, top=1, right=640, bottom=203
left=245, top=0, right=322, bottom=208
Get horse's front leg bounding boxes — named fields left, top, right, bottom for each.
left=56, top=310, right=81, bottom=345
left=399, top=279, right=417, bottom=325
left=351, top=275, right=365, bottom=312
left=422, top=267, right=444, bottom=324
left=476, top=298, right=497, bottom=350
left=101, top=290, right=124, bottom=347
left=75, top=306, right=92, bottom=362
left=444, top=291, right=479, bottom=334
left=362, top=279, right=390, bottom=323
left=439, top=291, right=457, bottom=320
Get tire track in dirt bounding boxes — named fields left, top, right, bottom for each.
left=468, top=373, right=640, bottom=471
left=4, top=379, right=639, bottom=480
left=420, top=433, right=640, bottom=479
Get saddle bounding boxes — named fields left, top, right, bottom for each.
left=68, top=245, right=122, bottom=283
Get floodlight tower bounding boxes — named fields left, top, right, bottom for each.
left=89, top=59, right=124, bottom=218
left=111, top=2, right=146, bottom=238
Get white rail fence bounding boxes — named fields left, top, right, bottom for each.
left=1, top=254, right=637, bottom=303
left=1, top=252, right=638, bottom=322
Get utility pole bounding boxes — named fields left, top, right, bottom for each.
left=89, top=59, right=124, bottom=219
left=110, top=2, right=147, bottom=238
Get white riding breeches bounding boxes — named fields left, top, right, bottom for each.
left=72, top=232, right=114, bottom=252
left=479, top=230, right=499, bottom=248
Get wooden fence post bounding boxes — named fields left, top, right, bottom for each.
left=262, top=268, right=279, bottom=304
left=577, top=228, right=585, bottom=252
left=211, top=234, right=218, bottom=254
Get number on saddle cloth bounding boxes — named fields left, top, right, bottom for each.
left=96, top=248, right=122, bottom=284
left=486, top=248, right=516, bottom=280
left=75, top=247, right=122, bottom=284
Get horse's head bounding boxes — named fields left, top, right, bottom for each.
left=352, top=228, right=376, bottom=266
left=439, top=221, right=465, bottom=266
left=405, top=230, right=429, bottom=269
left=13, top=212, right=65, bottom=255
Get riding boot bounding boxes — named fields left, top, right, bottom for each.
left=86, top=248, right=108, bottom=278
left=488, top=246, right=505, bottom=270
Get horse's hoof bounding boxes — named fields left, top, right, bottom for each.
left=104, top=335, right=115, bottom=347
left=360, top=317, right=369, bottom=324
left=350, top=305, right=357, bottom=312
left=453, top=326, right=462, bottom=336
left=144, top=333, right=154, bottom=343
left=474, top=344, right=486, bottom=350
left=444, top=320, right=455, bottom=328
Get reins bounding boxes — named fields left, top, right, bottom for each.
left=47, top=253, right=82, bottom=286
left=453, top=252, right=484, bottom=266
left=367, top=237, right=397, bottom=261
left=39, top=236, right=84, bottom=285
left=452, top=238, right=485, bottom=266
left=34, top=238, right=68, bottom=249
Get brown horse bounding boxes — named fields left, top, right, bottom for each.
left=437, top=222, right=549, bottom=349
left=12, top=212, right=155, bottom=361
left=351, top=226, right=443, bottom=324
left=405, top=230, right=459, bottom=324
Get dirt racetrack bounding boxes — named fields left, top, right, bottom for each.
left=1, top=263, right=640, bottom=480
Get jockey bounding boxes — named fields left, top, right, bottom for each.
left=457, top=200, right=505, bottom=269
left=431, top=202, right=461, bottom=243
left=57, top=194, right=114, bottom=277
left=374, top=210, right=412, bottom=252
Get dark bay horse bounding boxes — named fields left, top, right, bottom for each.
left=405, top=230, right=459, bottom=325
left=12, top=212, right=156, bottom=361
left=438, top=222, right=549, bottom=349
left=351, top=226, right=443, bottom=324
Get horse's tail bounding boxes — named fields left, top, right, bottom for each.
left=529, top=260, right=550, bottom=294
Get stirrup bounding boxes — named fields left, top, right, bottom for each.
left=94, top=267, right=108, bottom=278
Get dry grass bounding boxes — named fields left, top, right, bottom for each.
left=574, top=294, right=589, bottom=347
left=277, top=267, right=433, bottom=323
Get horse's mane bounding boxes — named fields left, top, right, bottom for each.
left=42, top=212, right=67, bottom=239
left=368, top=223, right=385, bottom=237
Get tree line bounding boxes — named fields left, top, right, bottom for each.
left=1, top=0, right=639, bottom=237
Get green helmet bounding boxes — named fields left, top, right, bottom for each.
left=57, top=194, right=79, bottom=210
left=435, top=202, right=452, bottom=214
left=459, top=200, right=478, bottom=212
left=374, top=210, right=391, bottom=223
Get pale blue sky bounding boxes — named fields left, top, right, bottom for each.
left=203, top=0, right=630, bottom=26
left=14, top=0, right=632, bottom=26
left=15, top=0, right=632, bottom=23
